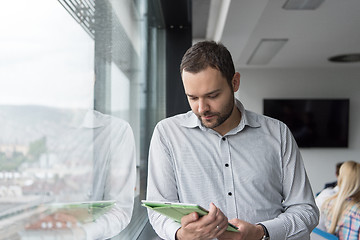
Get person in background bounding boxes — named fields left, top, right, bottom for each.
left=318, top=161, right=360, bottom=239
left=323, top=162, right=344, bottom=191
left=146, top=41, right=319, bottom=240
left=316, top=162, right=344, bottom=209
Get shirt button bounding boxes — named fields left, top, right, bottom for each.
left=222, top=137, right=226, bottom=141
left=228, top=192, right=232, bottom=196
left=225, top=163, right=229, bottom=167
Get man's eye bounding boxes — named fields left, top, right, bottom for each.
left=208, top=94, right=218, bottom=99
left=189, top=97, right=198, bottom=101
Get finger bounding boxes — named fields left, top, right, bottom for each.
left=211, top=204, right=227, bottom=225
left=214, top=220, right=228, bottom=235
left=212, top=221, right=228, bottom=239
left=216, top=226, right=228, bottom=237
left=180, top=212, right=199, bottom=227
left=208, top=202, right=218, bottom=217
left=214, top=211, right=229, bottom=233
left=207, top=204, right=228, bottom=232
left=200, top=203, right=217, bottom=228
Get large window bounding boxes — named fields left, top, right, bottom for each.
left=0, top=0, right=165, bottom=239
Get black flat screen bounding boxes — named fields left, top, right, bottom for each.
left=263, top=99, right=349, bottom=148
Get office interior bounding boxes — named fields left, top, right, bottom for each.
left=0, top=0, right=359, bottom=239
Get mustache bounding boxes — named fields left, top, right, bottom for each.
left=200, top=111, right=218, bottom=117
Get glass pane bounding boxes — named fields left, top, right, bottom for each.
left=0, top=0, right=146, bottom=239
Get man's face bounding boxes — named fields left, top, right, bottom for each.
left=182, top=67, right=235, bottom=131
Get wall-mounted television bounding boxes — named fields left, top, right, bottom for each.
left=263, top=99, right=349, bottom=148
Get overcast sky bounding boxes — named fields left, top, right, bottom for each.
left=0, top=0, right=94, bottom=109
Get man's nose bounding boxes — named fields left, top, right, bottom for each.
left=198, top=99, right=209, bottom=114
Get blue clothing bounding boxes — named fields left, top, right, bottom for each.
left=320, top=199, right=360, bottom=240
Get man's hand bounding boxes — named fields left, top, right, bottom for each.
left=175, top=203, right=228, bottom=240
left=217, top=219, right=264, bottom=240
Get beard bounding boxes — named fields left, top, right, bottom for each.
left=197, top=95, right=235, bottom=129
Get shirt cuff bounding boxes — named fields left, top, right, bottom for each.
left=82, top=222, right=103, bottom=240
left=258, top=219, right=286, bottom=240
left=165, top=222, right=182, bottom=240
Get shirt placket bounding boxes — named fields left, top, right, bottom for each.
left=220, top=136, right=237, bottom=219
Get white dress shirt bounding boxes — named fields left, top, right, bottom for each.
left=146, top=99, right=319, bottom=240
left=51, top=110, right=136, bottom=239
left=316, top=186, right=339, bottom=210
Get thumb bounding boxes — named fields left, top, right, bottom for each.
left=228, top=218, right=237, bottom=225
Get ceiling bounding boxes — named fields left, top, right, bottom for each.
left=192, top=0, right=360, bottom=70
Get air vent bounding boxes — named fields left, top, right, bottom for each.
left=283, top=0, right=325, bottom=10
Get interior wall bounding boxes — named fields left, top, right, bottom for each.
left=235, top=68, right=360, bottom=194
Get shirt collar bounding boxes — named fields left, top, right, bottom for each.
left=80, top=110, right=108, bottom=129
left=232, top=99, right=260, bottom=133
left=179, top=111, right=199, bottom=128
left=180, top=99, right=261, bottom=132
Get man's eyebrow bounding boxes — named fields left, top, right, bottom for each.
left=206, top=89, right=221, bottom=95
left=186, top=89, right=221, bottom=98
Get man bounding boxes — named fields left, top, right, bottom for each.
left=146, top=41, right=319, bottom=240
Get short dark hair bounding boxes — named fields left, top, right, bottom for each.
left=180, top=41, right=235, bottom=87
left=336, top=162, right=344, bottom=176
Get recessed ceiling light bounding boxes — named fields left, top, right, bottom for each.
left=328, top=54, right=360, bottom=63
left=247, top=39, right=288, bottom=65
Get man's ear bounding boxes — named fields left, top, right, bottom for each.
left=232, top=72, right=240, bottom=92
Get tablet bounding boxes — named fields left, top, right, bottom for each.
left=48, top=200, right=116, bottom=223
left=142, top=200, right=239, bottom=232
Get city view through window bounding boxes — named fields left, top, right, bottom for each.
left=0, top=0, right=155, bottom=239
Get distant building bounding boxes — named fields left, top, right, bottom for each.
left=0, top=144, right=29, bottom=158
